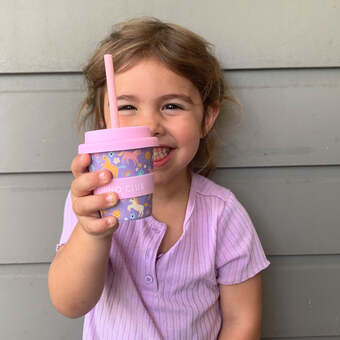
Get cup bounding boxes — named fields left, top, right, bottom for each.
left=79, top=126, right=159, bottom=222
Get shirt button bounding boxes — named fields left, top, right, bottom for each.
left=145, top=275, right=153, bottom=284
left=152, top=228, right=160, bottom=233
left=145, top=249, right=150, bottom=258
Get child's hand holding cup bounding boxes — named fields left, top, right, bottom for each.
left=70, top=154, right=119, bottom=236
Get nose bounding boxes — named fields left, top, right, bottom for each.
left=143, top=111, right=165, bottom=137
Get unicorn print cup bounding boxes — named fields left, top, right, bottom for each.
left=79, top=126, right=159, bottom=222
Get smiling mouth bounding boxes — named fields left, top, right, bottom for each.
left=153, top=146, right=173, bottom=167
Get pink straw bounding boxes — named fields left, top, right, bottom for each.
left=104, top=54, right=119, bottom=128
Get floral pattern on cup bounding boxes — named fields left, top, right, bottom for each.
left=89, top=147, right=153, bottom=221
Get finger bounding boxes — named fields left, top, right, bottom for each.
left=72, top=192, right=119, bottom=216
left=71, top=154, right=91, bottom=178
left=78, top=215, right=119, bottom=236
left=71, top=169, right=112, bottom=198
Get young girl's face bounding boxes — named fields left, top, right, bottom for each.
left=104, top=58, right=207, bottom=187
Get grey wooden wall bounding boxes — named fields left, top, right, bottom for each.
left=1, top=1, right=340, bottom=339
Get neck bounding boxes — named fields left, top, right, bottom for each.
left=153, top=169, right=192, bottom=205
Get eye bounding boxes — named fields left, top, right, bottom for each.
left=118, top=105, right=137, bottom=111
left=162, top=103, right=183, bottom=111
left=118, top=105, right=137, bottom=115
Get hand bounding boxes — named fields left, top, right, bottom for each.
left=70, top=154, right=120, bottom=237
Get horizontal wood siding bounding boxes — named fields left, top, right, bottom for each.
left=1, top=0, right=339, bottom=72
left=262, top=256, right=340, bottom=337
left=0, top=264, right=83, bottom=339
left=1, top=258, right=339, bottom=339
left=2, top=69, right=339, bottom=173
left=1, top=166, right=339, bottom=264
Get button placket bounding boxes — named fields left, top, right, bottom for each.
left=143, top=224, right=165, bottom=290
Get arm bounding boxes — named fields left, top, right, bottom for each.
left=218, top=273, right=263, bottom=340
left=48, top=224, right=113, bottom=318
left=48, top=154, right=119, bottom=318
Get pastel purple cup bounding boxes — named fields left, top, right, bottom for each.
left=79, top=126, right=159, bottom=222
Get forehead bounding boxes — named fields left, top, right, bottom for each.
left=114, top=58, right=201, bottom=100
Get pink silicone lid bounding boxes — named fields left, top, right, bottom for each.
left=78, top=126, right=159, bottom=154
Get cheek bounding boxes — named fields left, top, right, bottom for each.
left=118, top=116, right=139, bottom=128
left=173, top=120, right=201, bottom=147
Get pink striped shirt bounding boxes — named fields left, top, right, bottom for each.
left=58, top=172, right=270, bottom=339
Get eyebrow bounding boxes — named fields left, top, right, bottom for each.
left=159, top=94, right=194, bottom=104
left=116, top=93, right=194, bottom=105
left=116, top=95, right=138, bottom=101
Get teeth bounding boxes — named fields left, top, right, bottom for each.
left=153, top=147, right=171, bottom=161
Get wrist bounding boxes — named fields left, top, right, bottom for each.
left=78, top=216, right=118, bottom=239
left=76, top=222, right=114, bottom=255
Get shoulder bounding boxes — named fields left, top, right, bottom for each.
left=191, top=172, right=254, bottom=225
left=192, top=172, right=235, bottom=207
left=190, top=172, right=245, bottom=222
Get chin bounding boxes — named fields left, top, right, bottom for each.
left=153, top=171, right=169, bottom=186
left=153, top=166, right=188, bottom=187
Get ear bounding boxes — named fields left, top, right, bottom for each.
left=98, top=117, right=105, bottom=128
left=201, top=102, right=220, bottom=138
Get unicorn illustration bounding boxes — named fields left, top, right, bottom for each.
left=127, top=197, right=144, bottom=217
left=101, top=155, right=119, bottom=178
left=121, top=150, right=141, bottom=167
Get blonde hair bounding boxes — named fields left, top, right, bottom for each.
left=78, top=17, right=240, bottom=177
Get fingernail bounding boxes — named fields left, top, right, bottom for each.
left=80, top=154, right=88, bottom=162
left=99, top=170, right=110, bottom=182
left=107, top=217, right=116, bottom=226
left=106, top=193, right=115, bottom=203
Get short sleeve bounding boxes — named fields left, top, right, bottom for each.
left=216, top=192, right=270, bottom=285
left=56, top=190, right=78, bottom=251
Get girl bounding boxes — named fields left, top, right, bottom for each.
left=48, top=18, right=270, bottom=340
